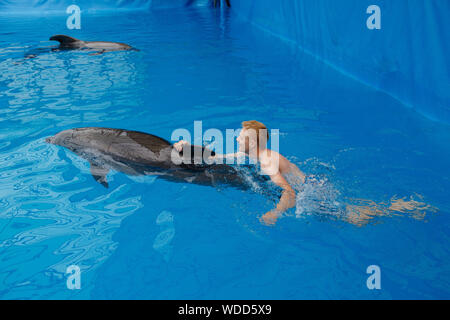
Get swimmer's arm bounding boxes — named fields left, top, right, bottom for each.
left=289, top=162, right=306, bottom=184
left=271, top=173, right=296, bottom=212
left=211, top=152, right=246, bottom=161
left=173, top=140, right=212, bottom=153
left=174, top=141, right=244, bottom=160
left=262, top=173, right=296, bottom=225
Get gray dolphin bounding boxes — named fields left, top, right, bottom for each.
left=46, top=127, right=268, bottom=190
left=213, top=0, right=231, bottom=7
left=49, top=35, right=138, bottom=54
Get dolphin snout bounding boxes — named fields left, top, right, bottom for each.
left=46, top=129, right=75, bottom=146
left=45, top=136, right=55, bottom=144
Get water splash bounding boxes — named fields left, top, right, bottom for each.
left=291, top=157, right=438, bottom=226
left=294, top=175, right=345, bottom=219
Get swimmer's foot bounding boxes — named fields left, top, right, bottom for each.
left=261, top=211, right=279, bottom=226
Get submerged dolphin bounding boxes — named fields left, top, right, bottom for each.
left=46, top=127, right=267, bottom=190
left=213, top=0, right=231, bottom=7
left=49, top=35, right=138, bottom=54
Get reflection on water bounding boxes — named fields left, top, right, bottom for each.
left=0, top=139, right=143, bottom=298
left=153, top=210, right=175, bottom=262
left=0, top=44, right=141, bottom=144
left=0, top=36, right=144, bottom=297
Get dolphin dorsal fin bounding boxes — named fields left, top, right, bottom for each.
left=49, top=35, right=80, bottom=45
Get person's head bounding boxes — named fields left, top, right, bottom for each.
left=237, top=120, right=269, bottom=154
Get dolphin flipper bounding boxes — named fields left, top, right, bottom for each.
left=90, top=163, right=109, bottom=188
left=89, top=49, right=106, bottom=56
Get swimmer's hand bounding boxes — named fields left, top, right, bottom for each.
left=174, top=140, right=189, bottom=152
left=261, top=210, right=280, bottom=226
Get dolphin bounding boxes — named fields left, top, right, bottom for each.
left=49, top=35, right=138, bottom=54
left=213, top=0, right=231, bottom=7
left=46, top=127, right=268, bottom=190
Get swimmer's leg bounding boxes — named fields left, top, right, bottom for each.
left=344, top=196, right=436, bottom=226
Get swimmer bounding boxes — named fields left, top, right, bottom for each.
left=174, top=120, right=305, bottom=225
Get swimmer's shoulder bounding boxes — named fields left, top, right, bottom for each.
left=265, top=149, right=292, bottom=173
left=269, top=150, right=305, bottom=182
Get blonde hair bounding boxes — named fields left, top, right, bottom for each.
left=242, top=120, right=269, bottom=148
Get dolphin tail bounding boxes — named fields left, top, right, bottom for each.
left=49, top=35, right=80, bottom=45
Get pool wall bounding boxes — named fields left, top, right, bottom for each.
left=1, top=0, right=448, bottom=122
left=0, top=0, right=210, bottom=12
left=230, top=0, right=449, bottom=124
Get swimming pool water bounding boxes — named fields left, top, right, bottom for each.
left=0, top=7, right=449, bottom=299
